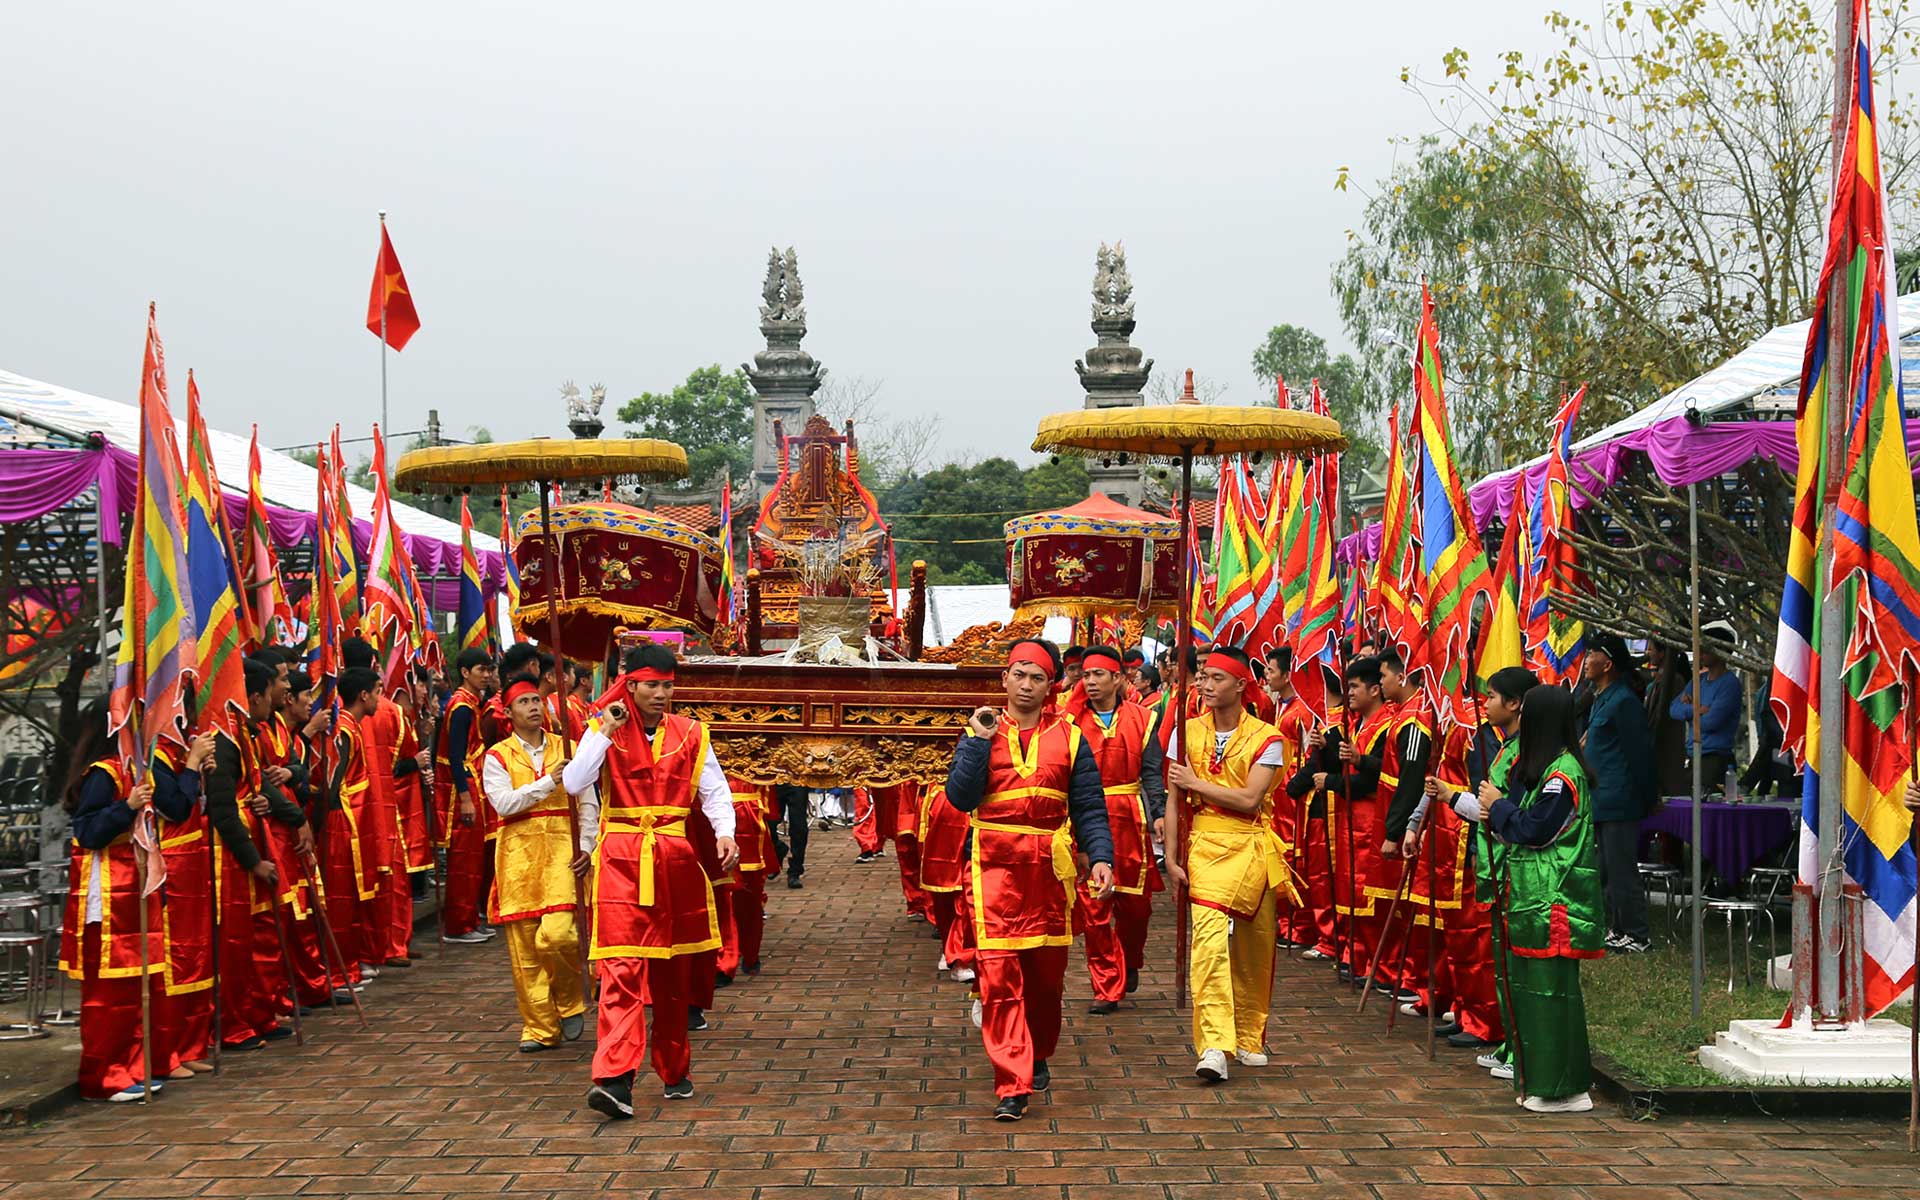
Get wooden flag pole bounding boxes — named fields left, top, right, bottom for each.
left=1170, top=449, right=1194, bottom=1012
left=539, top=481, right=592, bottom=986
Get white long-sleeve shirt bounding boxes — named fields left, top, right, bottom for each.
left=561, top=725, right=734, bottom=853
left=481, top=734, right=585, bottom=820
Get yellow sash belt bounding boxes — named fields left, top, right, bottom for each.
left=1103, top=782, right=1142, bottom=797
left=602, top=807, right=690, bottom=907
left=973, top=819, right=1077, bottom=885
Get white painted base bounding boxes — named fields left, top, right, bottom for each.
left=1697, top=1018, right=1913, bottom=1085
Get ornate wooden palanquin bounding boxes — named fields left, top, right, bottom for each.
left=513, top=501, right=723, bottom=660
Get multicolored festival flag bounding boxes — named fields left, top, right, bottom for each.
left=1769, top=0, right=1918, bottom=1021
left=110, top=305, right=199, bottom=778
left=457, top=495, right=490, bottom=654
left=1524, top=386, right=1587, bottom=684
left=1410, top=286, right=1494, bottom=716
left=366, top=218, right=422, bottom=352
left=499, top=486, right=521, bottom=645
left=1476, top=480, right=1529, bottom=681
left=182, top=372, right=251, bottom=738
left=359, top=426, right=415, bottom=654
left=1183, top=504, right=1218, bottom=647
left=1288, top=384, right=1344, bottom=722
left=1210, top=462, right=1260, bottom=645
left=309, top=444, right=348, bottom=691
left=326, top=426, right=362, bottom=634
left=1367, top=400, right=1417, bottom=650
left=242, top=425, right=296, bottom=647
left=718, top=477, right=738, bottom=627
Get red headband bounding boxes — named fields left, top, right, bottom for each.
left=626, top=667, right=674, bottom=682
left=1006, top=643, right=1056, bottom=681
left=502, top=678, right=541, bottom=706
left=1081, top=650, right=1125, bottom=675
left=1208, top=653, right=1255, bottom=687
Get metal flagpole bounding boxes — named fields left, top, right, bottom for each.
left=378, top=210, right=389, bottom=446
left=1688, top=481, right=1704, bottom=1023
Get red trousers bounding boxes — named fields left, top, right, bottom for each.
left=1074, top=883, right=1126, bottom=1003
left=282, top=905, right=333, bottom=1007
left=593, top=956, right=690, bottom=1085
left=316, top=830, right=368, bottom=982
left=731, top=871, right=767, bottom=970
left=976, top=944, right=1068, bottom=1097
left=934, top=889, right=976, bottom=971
left=852, top=793, right=882, bottom=854
left=896, top=835, right=931, bottom=919
left=217, top=897, right=285, bottom=1045
left=157, top=983, right=211, bottom=1074
left=77, top=926, right=164, bottom=1099
left=1111, top=890, right=1152, bottom=972
left=443, top=822, right=492, bottom=938
left=1443, top=890, right=1503, bottom=1041
left=713, top=888, right=738, bottom=978
left=1294, top=816, right=1338, bottom=953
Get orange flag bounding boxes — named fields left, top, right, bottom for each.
left=366, top=221, right=421, bottom=351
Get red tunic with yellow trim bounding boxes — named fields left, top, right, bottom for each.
left=727, top=776, right=774, bottom=876
left=1330, top=702, right=1398, bottom=919
left=60, top=761, right=165, bottom=980
left=258, top=715, right=315, bottom=918
left=332, top=715, right=380, bottom=901
left=434, top=687, right=492, bottom=846
left=1064, top=698, right=1156, bottom=896
left=969, top=715, right=1083, bottom=950
left=150, top=743, right=214, bottom=996
left=587, top=713, right=720, bottom=961
left=1407, top=716, right=1473, bottom=928
left=483, top=731, right=578, bottom=924
left=916, top=784, right=969, bottom=893
left=1269, top=695, right=1315, bottom=864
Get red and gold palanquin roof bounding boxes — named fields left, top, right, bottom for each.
left=1005, top=493, right=1180, bottom=616
left=512, top=501, right=724, bottom=660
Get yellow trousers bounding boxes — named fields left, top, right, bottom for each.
left=1189, top=889, right=1278, bottom=1055
left=504, top=911, right=586, bottom=1046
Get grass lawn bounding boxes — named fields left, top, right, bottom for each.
left=1581, top=929, right=1912, bottom=1088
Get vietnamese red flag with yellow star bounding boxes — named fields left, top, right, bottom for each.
left=366, top=223, right=421, bottom=351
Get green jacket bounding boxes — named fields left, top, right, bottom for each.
left=1499, top=749, right=1604, bottom=959
left=1473, top=736, right=1520, bottom=898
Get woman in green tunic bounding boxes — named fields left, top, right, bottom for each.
left=1466, top=684, right=1604, bottom=1113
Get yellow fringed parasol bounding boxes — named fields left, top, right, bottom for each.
left=1030, top=369, right=1345, bottom=1011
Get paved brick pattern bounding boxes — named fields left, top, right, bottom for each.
left=7, top=834, right=1917, bottom=1198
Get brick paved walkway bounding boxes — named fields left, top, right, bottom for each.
left=8, top=834, right=1917, bottom=1198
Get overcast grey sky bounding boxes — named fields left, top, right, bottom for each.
left=2, top=1, right=1565, bottom=465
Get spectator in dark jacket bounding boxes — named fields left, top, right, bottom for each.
left=1642, top=642, right=1692, bottom=798
left=1583, top=633, right=1656, bottom=951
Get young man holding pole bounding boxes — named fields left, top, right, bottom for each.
left=944, top=639, right=1115, bottom=1122
left=1163, top=645, right=1294, bottom=1083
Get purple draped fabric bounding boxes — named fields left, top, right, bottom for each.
left=1337, top=414, right=1920, bottom=567
left=2, top=445, right=502, bottom=608
left=1638, top=797, right=1798, bottom=885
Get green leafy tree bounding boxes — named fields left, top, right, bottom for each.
left=617, top=365, right=755, bottom=488
left=881, top=456, right=1090, bottom=585
left=1248, top=324, right=1381, bottom=474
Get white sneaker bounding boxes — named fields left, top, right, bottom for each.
left=951, top=966, right=976, bottom=983
left=1474, top=1052, right=1503, bottom=1070
left=937, top=956, right=949, bottom=971
left=1441, top=1010, right=1456, bottom=1023
left=1195, top=1049, right=1229, bottom=1082
left=1521, top=1092, right=1593, bottom=1113
left=1397, top=1001, right=1423, bottom=1017
left=969, top=997, right=983, bottom=1028
left=1234, top=1049, right=1269, bottom=1067
left=1300, top=948, right=1329, bottom=961
left=1489, top=1062, right=1514, bottom=1080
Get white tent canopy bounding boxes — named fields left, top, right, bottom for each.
left=0, top=366, right=496, bottom=555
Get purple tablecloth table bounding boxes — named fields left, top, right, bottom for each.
left=1637, top=797, right=1798, bottom=885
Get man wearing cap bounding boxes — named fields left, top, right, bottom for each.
left=1163, top=645, right=1296, bottom=1084
left=565, top=643, right=738, bottom=1118
left=1061, top=644, right=1167, bottom=1010
left=946, top=638, right=1115, bottom=1122
left=1583, top=632, right=1656, bottom=953
left=481, top=677, right=588, bottom=1052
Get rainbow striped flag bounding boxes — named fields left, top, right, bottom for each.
left=1367, top=401, right=1414, bottom=645
left=110, top=305, right=199, bottom=772
left=327, top=426, right=361, bottom=634
left=1183, top=504, right=1217, bottom=646
left=1476, top=480, right=1529, bottom=681
left=1411, top=286, right=1494, bottom=718
left=1288, top=383, right=1344, bottom=721
left=457, top=495, right=491, bottom=654
left=360, top=426, right=415, bottom=655
left=182, top=372, right=251, bottom=737
left=499, top=486, right=521, bottom=645
left=242, top=426, right=296, bottom=647
left=1524, top=387, right=1587, bottom=684
left=1210, top=461, right=1259, bottom=644
left=1770, top=0, right=1918, bottom=1021
left=718, top=477, right=738, bottom=627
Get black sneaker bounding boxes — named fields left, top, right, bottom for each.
left=1389, top=989, right=1421, bottom=1005
left=561, top=1013, right=585, bottom=1042
left=662, top=1078, right=694, bottom=1100
left=714, top=971, right=734, bottom=988
left=687, top=1008, right=710, bottom=1032
left=1087, top=999, right=1120, bottom=1015
left=1124, top=968, right=1140, bottom=995
left=992, top=1094, right=1028, bottom=1121
left=519, top=1040, right=550, bottom=1054
left=1432, top=1021, right=1463, bottom=1039
left=261, top=1025, right=295, bottom=1041
left=742, top=961, right=761, bottom=976
left=227, top=1035, right=265, bottom=1053
left=587, top=1079, right=634, bottom=1120
left=1031, top=1060, right=1050, bottom=1093
left=788, top=873, right=805, bottom=890
left=1448, top=1031, right=1498, bottom=1049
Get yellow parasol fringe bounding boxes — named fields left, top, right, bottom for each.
left=394, top=438, right=688, bottom=490
left=1032, top=405, right=1344, bottom=459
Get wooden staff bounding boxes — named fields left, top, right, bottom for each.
left=299, top=849, right=367, bottom=1027
left=1170, top=450, right=1194, bottom=1011
left=1423, top=794, right=1440, bottom=1061
left=415, top=694, right=446, bottom=957
left=206, top=782, right=222, bottom=1074
left=244, top=809, right=302, bottom=1046
left=132, top=790, right=157, bottom=1105
left=1357, top=826, right=1421, bottom=1015
left=537, top=481, right=592, bottom=984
